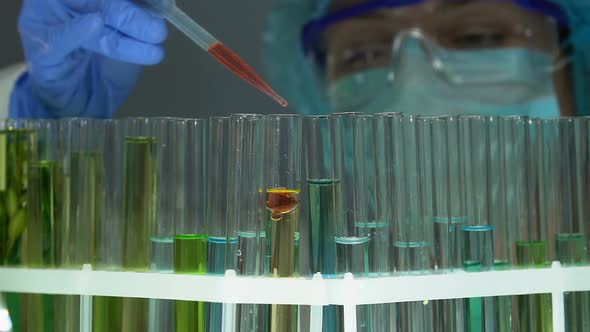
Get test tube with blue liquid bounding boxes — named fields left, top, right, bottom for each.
left=175, top=118, right=207, bottom=332
left=206, top=117, right=233, bottom=332
left=304, top=115, right=340, bottom=331
left=264, top=114, right=302, bottom=332
left=555, top=118, right=590, bottom=331
left=458, top=115, right=497, bottom=332
left=150, top=118, right=186, bottom=332
left=227, top=114, right=267, bottom=332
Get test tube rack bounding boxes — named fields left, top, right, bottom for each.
left=1, top=262, right=589, bottom=332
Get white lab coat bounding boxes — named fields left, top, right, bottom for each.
left=0, top=63, right=26, bottom=119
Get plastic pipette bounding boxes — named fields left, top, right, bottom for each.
left=137, top=0, right=288, bottom=107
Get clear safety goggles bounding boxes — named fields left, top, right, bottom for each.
left=302, top=0, right=571, bottom=110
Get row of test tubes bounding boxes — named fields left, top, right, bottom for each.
left=0, top=113, right=589, bottom=332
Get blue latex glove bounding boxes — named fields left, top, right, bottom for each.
left=10, top=0, right=168, bottom=118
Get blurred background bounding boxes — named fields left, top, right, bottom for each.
left=0, top=0, right=279, bottom=118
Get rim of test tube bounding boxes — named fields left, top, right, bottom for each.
left=459, top=225, right=495, bottom=231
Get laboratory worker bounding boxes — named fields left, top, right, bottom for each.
left=2, top=0, right=590, bottom=119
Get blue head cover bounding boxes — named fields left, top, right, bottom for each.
left=263, top=0, right=590, bottom=115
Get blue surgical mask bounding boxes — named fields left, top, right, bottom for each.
left=329, top=43, right=561, bottom=118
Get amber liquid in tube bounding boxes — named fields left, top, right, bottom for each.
left=208, top=42, right=288, bottom=107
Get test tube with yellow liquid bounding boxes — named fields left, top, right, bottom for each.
left=22, top=120, right=64, bottom=332
left=264, top=114, right=302, bottom=332
left=121, top=118, right=158, bottom=331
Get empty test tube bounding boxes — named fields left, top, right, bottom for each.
left=427, top=116, right=465, bottom=332
left=227, top=114, right=266, bottom=332
left=58, top=119, right=106, bottom=332
left=93, top=120, right=125, bottom=332
left=330, top=112, right=370, bottom=331
left=388, top=114, right=433, bottom=332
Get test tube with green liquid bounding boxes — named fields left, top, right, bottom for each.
left=304, top=115, right=340, bottom=332
left=555, top=118, right=590, bottom=331
left=458, top=116, right=497, bottom=332
left=93, top=119, right=124, bottom=332
left=150, top=118, right=186, bottom=332
left=330, top=113, right=370, bottom=331
left=0, top=119, right=36, bottom=267
left=389, top=114, right=433, bottom=332
left=0, top=120, right=35, bottom=331
left=264, top=114, right=302, bottom=332
left=175, top=118, right=207, bottom=332
left=428, top=116, right=466, bottom=332
left=206, top=117, right=233, bottom=332
left=22, top=120, right=64, bottom=332
left=227, top=114, right=267, bottom=332
left=508, top=117, right=552, bottom=332
left=121, top=118, right=158, bottom=331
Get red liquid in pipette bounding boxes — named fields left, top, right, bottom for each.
left=208, top=42, right=288, bottom=107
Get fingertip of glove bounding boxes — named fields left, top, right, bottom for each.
left=149, top=18, right=169, bottom=44
left=147, top=46, right=166, bottom=65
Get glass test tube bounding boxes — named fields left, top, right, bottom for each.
left=206, top=117, right=232, bottom=332
left=264, top=114, right=302, bottom=332
left=458, top=116, right=496, bottom=332
left=427, top=116, right=465, bottom=332
left=304, top=115, right=341, bottom=332
left=0, top=119, right=35, bottom=267
left=22, top=119, right=63, bottom=332
left=388, top=114, right=433, bottom=332
left=93, top=119, right=124, bottom=332
left=506, top=117, right=552, bottom=332
left=555, top=118, right=590, bottom=331
left=56, top=119, right=105, bottom=332
left=362, top=114, right=391, bottom=332
left=227, top=114, right=267, bottom=332
left=149, top=118, right=185, bottom=332
left=175, top=118, right=207, bottom=332
left=330, top=113, right=370, bottom=331
left=121, top=118, right=158, bottom=331
left=1, top=119, right=35, bottom=332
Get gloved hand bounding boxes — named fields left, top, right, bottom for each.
left=10, top=0, right=168, bottom=118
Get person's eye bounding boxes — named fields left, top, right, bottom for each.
left=339, top=44, right=390, bottom=69
left=450, top=28, right=507, bottom=49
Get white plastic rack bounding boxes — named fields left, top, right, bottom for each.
left=1, top=262, right=589, bottom=332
